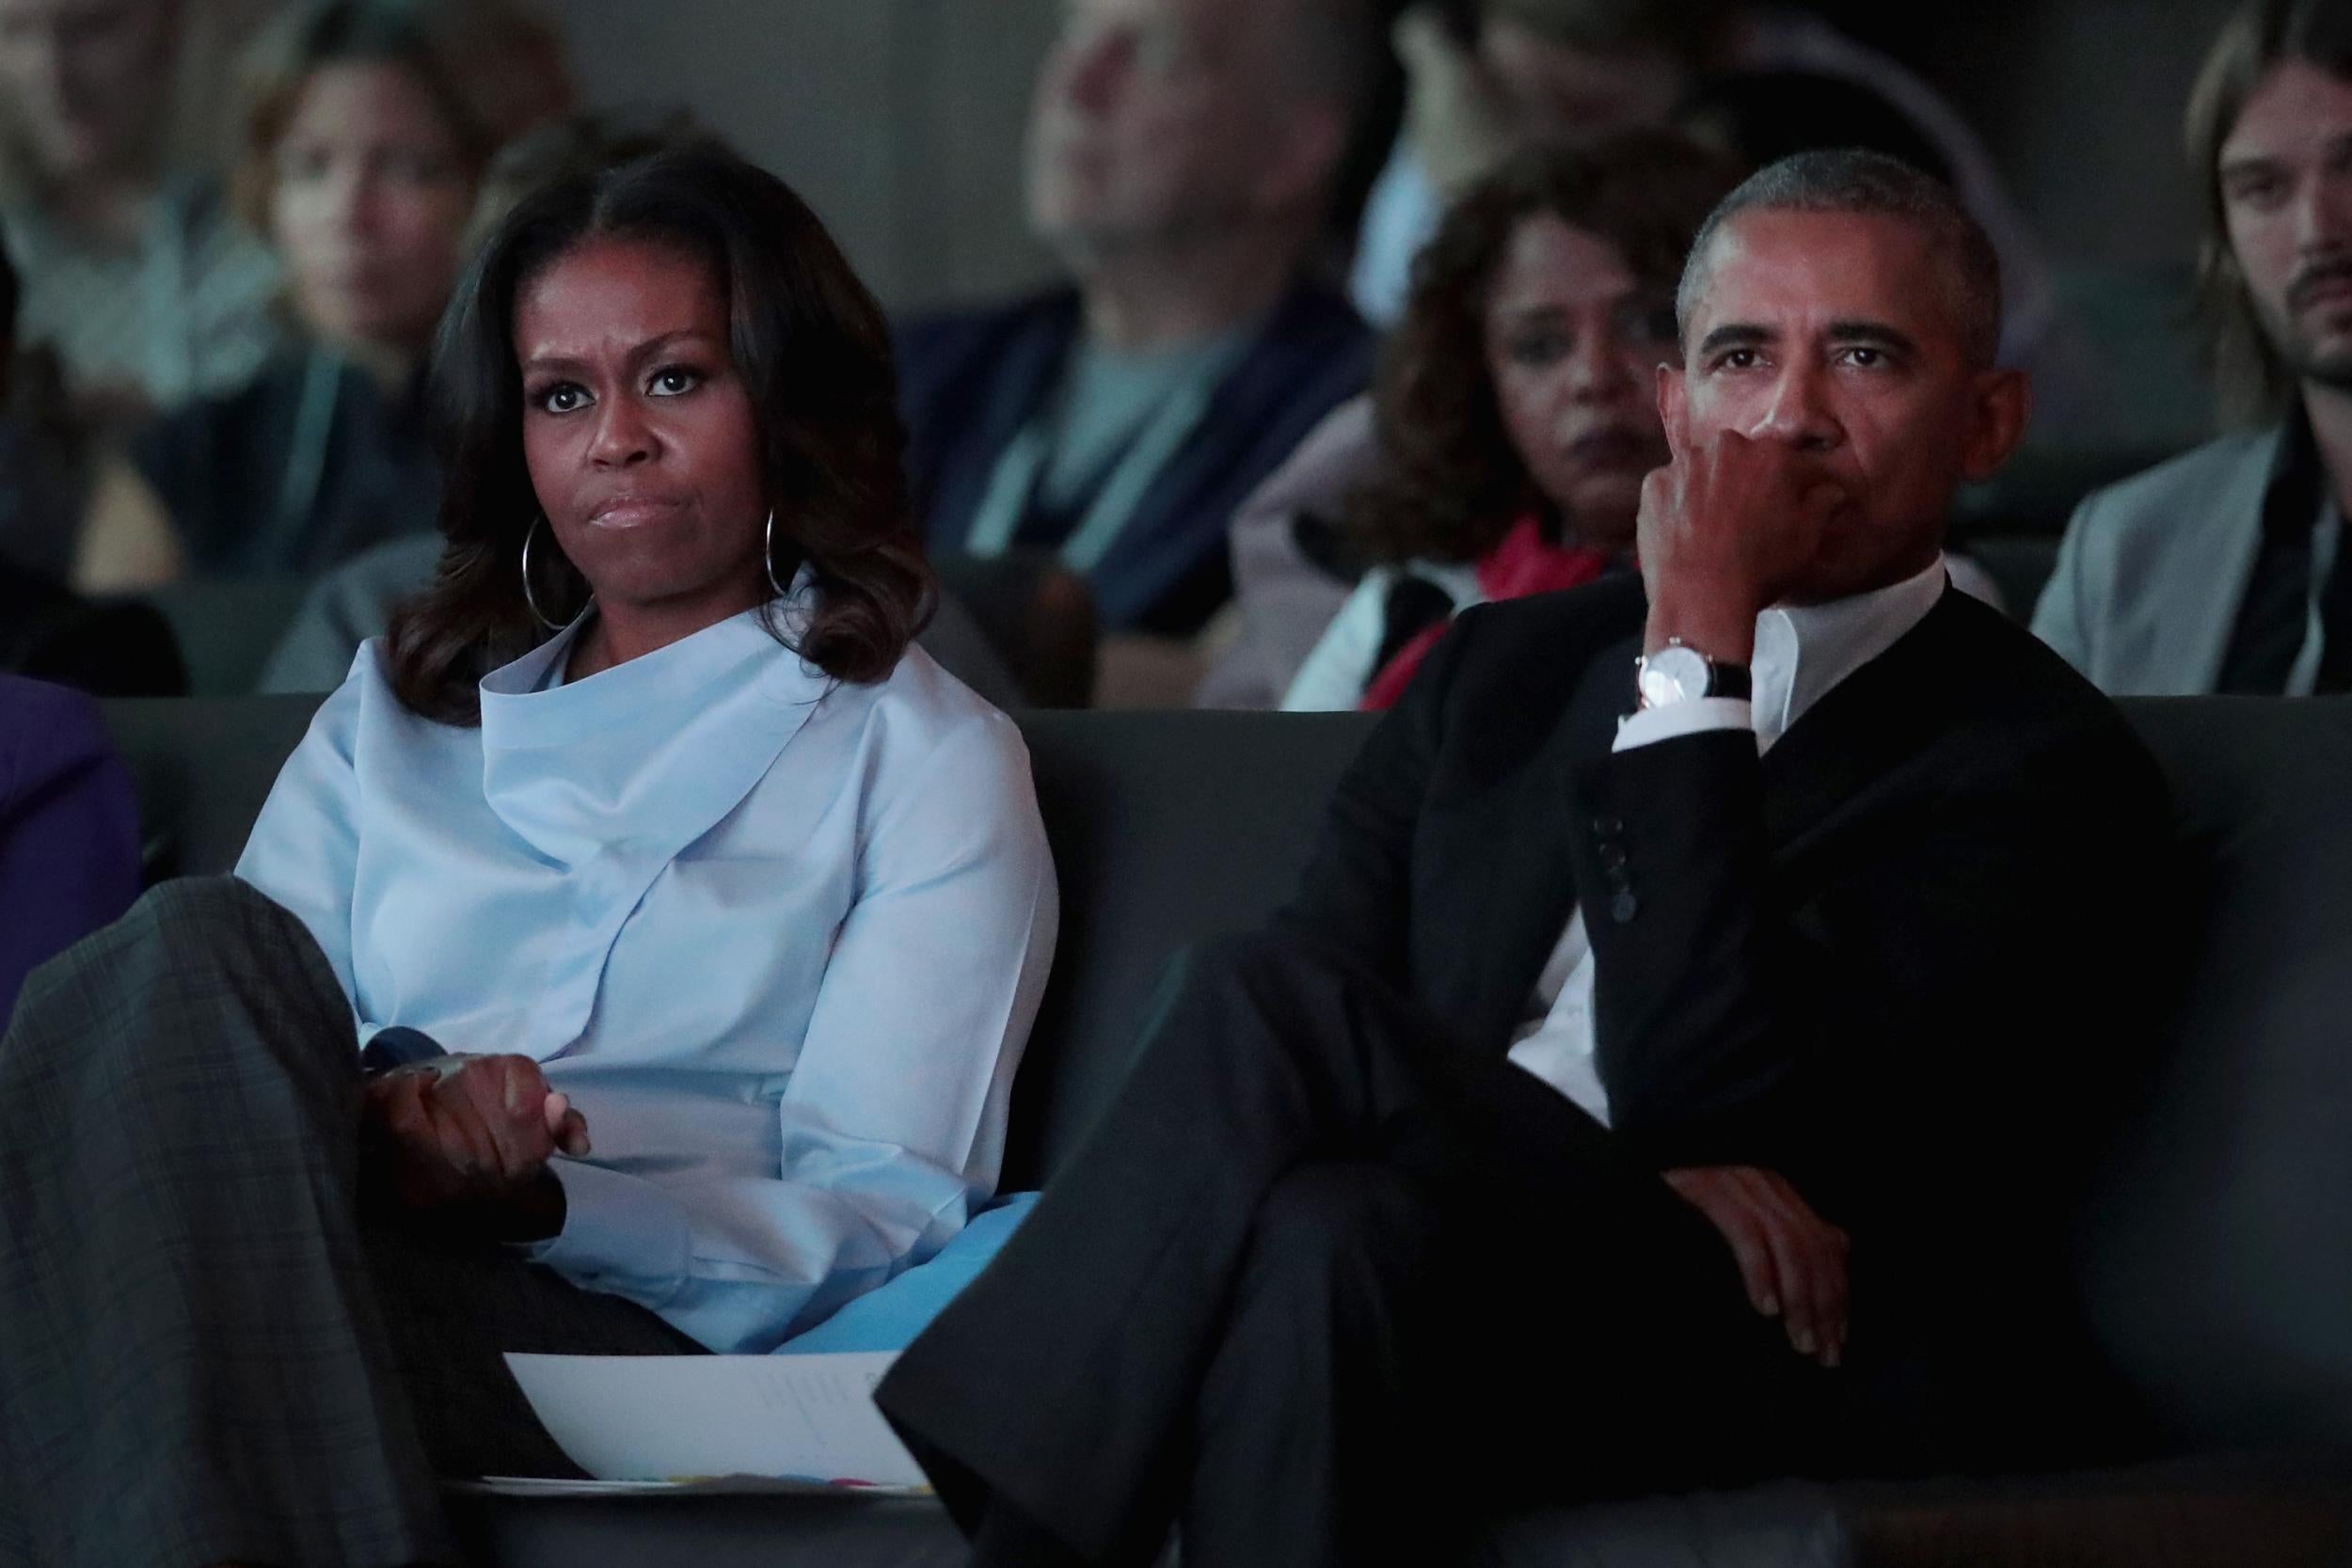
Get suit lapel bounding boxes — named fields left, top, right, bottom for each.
left=1431, top=596, right=1976, bottom=1053
left=1756, top=594, right=1972, bottom=855
left=1084, top=289, right=1364, bottom=624
left=2178, top=425, right=2282, bottom=693
left=930, top=303, right=1078, bottom=553
left=1119, top=287, right=1332, bottom=530
left=1438, top=628, right=1640, bottom=1052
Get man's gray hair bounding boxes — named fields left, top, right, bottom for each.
left=1676, top=149, right=2004, bottom=368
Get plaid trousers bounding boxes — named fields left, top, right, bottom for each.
left=0, top=878, right=700, bottom=1568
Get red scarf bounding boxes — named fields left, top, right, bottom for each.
left=1358, top=515, right=1617, bottom=711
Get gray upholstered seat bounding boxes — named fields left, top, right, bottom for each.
left=94, top=696, right=2352, bottom=1566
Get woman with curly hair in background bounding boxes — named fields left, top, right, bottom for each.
left=1309, top=134, right=1741, bottom=708
left=1200, top=133, right=1736, bottom=710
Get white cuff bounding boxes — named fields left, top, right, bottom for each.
left=523, top=1158, right=692, bottom=1295
left=1613, top=697, right=1754, bottom=752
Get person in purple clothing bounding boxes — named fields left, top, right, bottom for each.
left=0, top=672, right=141, bottom=1022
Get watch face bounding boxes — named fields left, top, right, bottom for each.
left=1637, top=644, right=1708, bottom=707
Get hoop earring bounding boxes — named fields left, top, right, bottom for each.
left=521, top=513, right=565, bottom=632
left=764, top=508, right=787, bottom=599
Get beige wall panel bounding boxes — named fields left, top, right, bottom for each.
left=544, top=0, right=1063, bottom=311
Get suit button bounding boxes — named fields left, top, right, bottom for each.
left=1594, top=816, right=1625, bottom=835
left=1611, top=891, right=1639, bottom=924
left=1598, top=843, right=1629, bottom=870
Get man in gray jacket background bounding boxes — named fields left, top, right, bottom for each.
left=2035, top=0, right=2352, bottom=695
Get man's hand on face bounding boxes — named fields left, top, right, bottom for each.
left=360, top=1053, right=590, bottom=1241
left=1636, top=428, right=1856, bottom=662
left=1663, top=1164, right=1850, bottom=1369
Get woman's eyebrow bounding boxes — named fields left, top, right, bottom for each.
left=517, top=329, right=716, bottom=376
left=517, top=350, right=588, bottom=375
left=625, top=328, right=715, bottom=363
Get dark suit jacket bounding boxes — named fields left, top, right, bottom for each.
left=895, top=282, right=1375, bottom=636
left=1281, top=573, right=2174, bottom=1450
left=131, top=351, right=439, bottom=578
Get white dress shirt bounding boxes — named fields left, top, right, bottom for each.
left=1280, top=559, right=1485, bottom=712
left=236, top=592, right=1058, bottom=1353
left=1505, top=558, right=1950, bottom=1123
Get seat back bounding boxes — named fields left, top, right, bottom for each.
left=1002, top=711, right=1369, bottom=1185
left=138, top=578, right=314, bottom=697
left=2085, top=698, right=2352, bottom=1450
left=98, top=693, right=2352, bottom=1453
left=96, top=698, right=1370, bottom=1190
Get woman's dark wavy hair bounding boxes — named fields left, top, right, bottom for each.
left=386, top=139, right=932, bottom=722
left=1347, top=133, right=1738, bottom=565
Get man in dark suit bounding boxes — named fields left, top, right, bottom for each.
left=878, top=150, right=2171, bottom=1568
left=897, top=0, right=1380, bottom=653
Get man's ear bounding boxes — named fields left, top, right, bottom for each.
left=1960, top=367, right=2030, bottom=483
left=1657, top=359, right=1690, bottom=461
left=1251, top=102, right=1349, bottom=217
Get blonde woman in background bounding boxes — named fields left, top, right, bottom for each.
left=75, top=0, right=569, bottom=591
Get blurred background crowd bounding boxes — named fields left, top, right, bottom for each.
left=0, top=0, right=2254, bottom=710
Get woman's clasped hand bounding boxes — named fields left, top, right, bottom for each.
left=358, top=1054, right=594, bottom=1241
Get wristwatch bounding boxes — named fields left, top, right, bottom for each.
left=1634, top=638, right=1753, bottom=710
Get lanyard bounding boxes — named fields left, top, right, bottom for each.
left=962, top=374, right=1217, bottom=575
left=267, top=349, right=342, bottom=562
left=136, top=181, right=205, bottom=408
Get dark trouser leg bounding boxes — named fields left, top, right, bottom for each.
left=877, top=929, right=1607, bottom=1560
left=1179, top=1150, right=1854, bottom=1568
left=361, top=1229, right=704, bottom=1484
left=0, top=879, right=699, bottom=1568
left=876, top=929, right=1846, bottom=1568
left=1180, top=1161, right=1452, bottom=1568
left=0, top=878, right=444, bottom=1568
left=877, top=930, right=1470, bottom=1560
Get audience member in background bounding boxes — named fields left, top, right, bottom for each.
left=2036, top=0, right=2352, bottom=696
left=898, top=0, right=1381, bottom=686
left=0, top=144, right=1057, bottom=1567
left=0, top=0, right=280, bottom=428
left=877, top=150, right=2169, bottom=1568
left=1209, top=137, right=1730, bottom=711
left=0, top=211, right=185, bottom=689
left=1676, top=68, right=1952, bottom=186
left=0, top=672, right=140, bottom=1023
left=0, top=189, right=104, bottom=583
left=86, top=0, right=567, bottom=588
left=0, top=332, right=172, bottom=593
left=1352, top=1, right=2074, bottom=411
